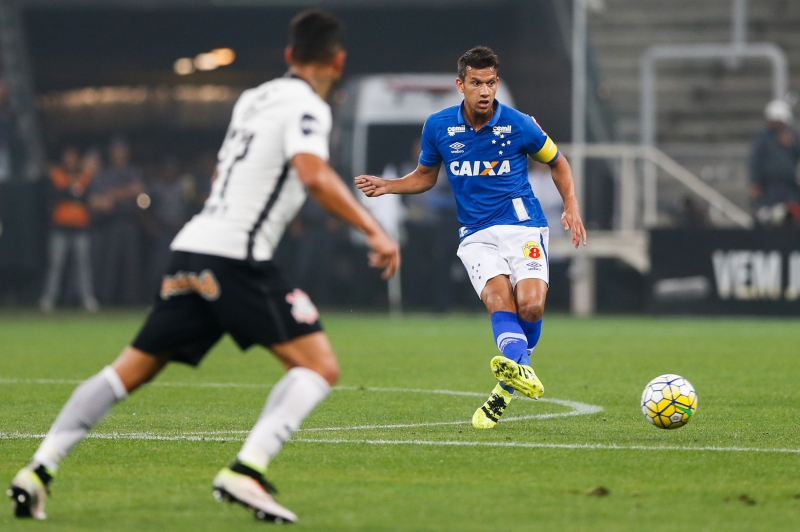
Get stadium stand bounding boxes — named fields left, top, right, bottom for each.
left=588, top=0, right=800, bottom=209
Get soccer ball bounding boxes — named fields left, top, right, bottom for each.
left=641, top=374, right=697, bottom=429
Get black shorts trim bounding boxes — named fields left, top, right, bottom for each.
left=132, top=251, right=322, bottom=367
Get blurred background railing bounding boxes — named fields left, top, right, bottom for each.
left=0, top=0, right=797, bottom=315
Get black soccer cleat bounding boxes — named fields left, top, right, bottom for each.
left=8, top=463, right=52, bottom=520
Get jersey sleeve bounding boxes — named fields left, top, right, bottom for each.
left=523, top=115, right=560, bottom=164
left=283, top=98, right=332, bottom=161
left=418, top=118, right=443, bottom=167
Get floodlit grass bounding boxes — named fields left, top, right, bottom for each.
left=1, top=311, right=799, bottom=531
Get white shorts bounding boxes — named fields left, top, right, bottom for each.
left=457, top=225, right=550, bottom=298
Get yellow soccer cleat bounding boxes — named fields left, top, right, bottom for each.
left=490, top=356, right=544, bottom=400
left=472, top=384, right=513, bottom=429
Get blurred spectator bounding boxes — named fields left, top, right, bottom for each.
left=145, top=156, right=189, bottom=292
left=288, top=199, right=342, bottom=303
left=366, top=162, right=406, bottom=242
left=184, top=152, right=215, bottom=217
left=82, top=148, right=102, bottom=178
left=675, top=195, right=709, bottom=228
left=401, top=138, right=459, bottom=312
left=527, top=159, right=565, bottom=234
left=39, top=146, right=99, bottom=312
left=750, top=99, right=800, bottom=226
left=88, top=137, right=145, bottom=305
left=0, top=79, right=12, bottom=183
left=403, top=138, right=433, bottom=224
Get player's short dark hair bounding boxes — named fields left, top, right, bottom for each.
left=289, top=10, right=344, bottom=65
left=458, top=46, right=500, bottom=80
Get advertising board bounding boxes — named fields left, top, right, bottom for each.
left=649, top=229, right=800, bottom=315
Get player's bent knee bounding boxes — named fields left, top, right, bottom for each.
left=480, top=276, right=516, bottom=313
left=112, top=346, right=169, bottom=393
left=293, top=356, right=338, bottom=386
left=316, top=358, right=340, bottom=386
left=518, top=301, right=545, bottom=323
left=272, top=332, right=340, bottom=385
left=309, top=348, right=339, bottom=386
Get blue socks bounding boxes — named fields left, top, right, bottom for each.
left=490, top=311, right=528, bottom=394
left=518, top=317, right=543, bottom=354
left=491, top=311, right=528, bottom=363
left=490, top=313, right=544, bottom=395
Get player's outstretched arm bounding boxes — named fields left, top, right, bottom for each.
left=293, top=153, right=400, bottom=279
left=354, top=164, right=440, bottom=197
left=548, top=154, right=587, bottom=248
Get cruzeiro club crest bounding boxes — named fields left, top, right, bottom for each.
left=522, top=241, right=542, bottom=260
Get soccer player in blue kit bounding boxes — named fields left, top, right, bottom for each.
left=356, top=46, right=587, bottom=429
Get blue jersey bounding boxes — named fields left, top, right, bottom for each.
left=418, top=100, right=560, bottom=239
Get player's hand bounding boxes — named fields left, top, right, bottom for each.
left=561, top=202, right=587, bottom=249
left=366, top=230, right=401, bottom=280
left=354, top=175, right=390, bottom=198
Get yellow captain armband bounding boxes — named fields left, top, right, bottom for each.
left=530, top=136, right=559, bottom=164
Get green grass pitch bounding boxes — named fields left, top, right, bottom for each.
left=1, top=311, right=799, bottom=531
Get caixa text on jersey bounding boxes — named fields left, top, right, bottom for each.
left=449, top=160, right=512, bottom=176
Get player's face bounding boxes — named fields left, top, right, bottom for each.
left=457, top=67, right=499, bottom=116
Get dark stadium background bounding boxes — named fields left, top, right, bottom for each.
left=4, top=1, right=621, bottom=312
left=27, top=5, right=573, bottom=139
left=1, top=0, right=795, bottom=315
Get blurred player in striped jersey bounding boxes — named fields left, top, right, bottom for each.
left=9, top=10, right=399, bottom=524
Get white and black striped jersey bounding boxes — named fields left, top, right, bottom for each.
left=171, top=75, right=332, bottom=261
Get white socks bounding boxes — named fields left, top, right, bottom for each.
left=30, top=365, right=330, bottom=476
left=34, top=366, right=128, bottom=471
left=237, top=367, right=331, bottom=472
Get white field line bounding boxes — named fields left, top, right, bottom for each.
left=293, top=438, right=800, bottom=455
left=0, top=378, right=602, bottom=431
left=0, top=379, right=514, bottom=393
left=0, top=432, right=233, bottom=442
left=0, top=378, right=567, bottom=398
left=0, top=378, right=599, bottom=407
left=297, top=396, right=602, bottom=431
left=0, top=378, right=269, bottom=389
left=1, top=380, right=796, bottom=454
left=335, top=386, right=483, bottom=397
left=0, top=377, right=576, bottom=400
left=135, top=407, right=591, bottom=434
left=1, top=432, right=798, bottom=455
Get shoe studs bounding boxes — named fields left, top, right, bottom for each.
left=255, top=510, right=284, bottom=524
